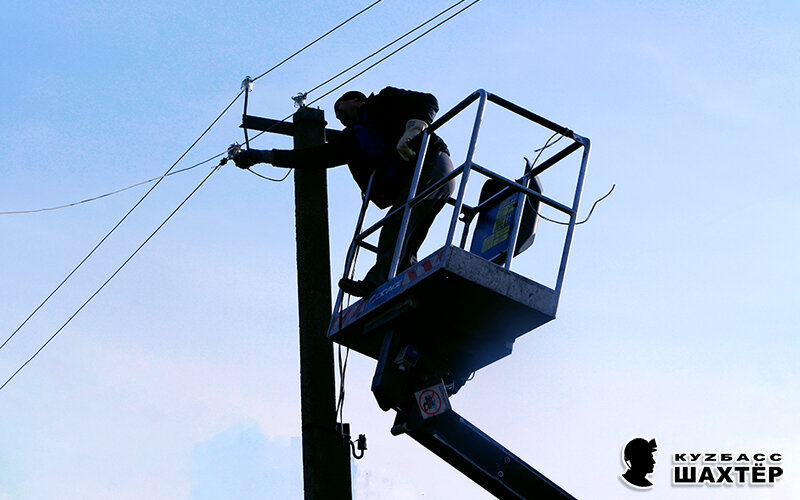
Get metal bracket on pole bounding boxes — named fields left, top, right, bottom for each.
left=241, top=76, right=254, bottom=149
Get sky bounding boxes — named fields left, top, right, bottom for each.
left=1, top=0, right=799, bottom=498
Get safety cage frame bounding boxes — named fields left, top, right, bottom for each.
left=328, top=89, right=591, bottom=374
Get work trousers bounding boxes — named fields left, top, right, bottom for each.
left=363, top=151, right=456, bottom=287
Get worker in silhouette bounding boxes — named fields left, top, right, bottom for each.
left=234, top=87, right=455, bottom=297
left=621, top=437, right=657, bottom=488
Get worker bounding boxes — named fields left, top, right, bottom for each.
left=234, top=87, right=456, bottom=297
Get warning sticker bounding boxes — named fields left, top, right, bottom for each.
left=414, top=382, right=452, bottom=419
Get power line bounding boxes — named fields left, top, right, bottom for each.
left=3, top=1, right=388, bottom=213
left=252, top=0, right=385, bottom=82
left=0, top=93, right=242, bottom=354
left=0, top=155, right=223, bottom=215
left=308, top=0, right=482, bottom=107
left=2, top=0, right=483, bottom=382
left=240, top=0, right=385, bottom=147
left=1, top=0, right=394, bottom=353
left=1, top=1, right=411, bottom=392
left=243, top=0, right=483, bottom=154
left=304, top=0, right=470, bottom=97
left=0, top=161, right=225, bottom=392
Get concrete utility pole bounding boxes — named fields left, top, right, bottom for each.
left=292, top=107, right=353, bottom=499
left=242, top=109, right=352, bottom=499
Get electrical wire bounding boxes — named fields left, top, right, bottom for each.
left=242, top=0, right=483, bottom=173
left=4, top=0, right=482, bottom=372
left=246, top=0, right=477, bottom=427
left=307, top=0, right=482, bottom=107
left=235, top=112, right=294, bottom=180
left=2, top=0, right=393, bottom=350
left=0, top=93, right=242, bottom=353
left=530, top=184, right=614, bottom=226
left=523, top=133, right=614, bottom=226
left=336, top=344, right=351, bottom=432
left=304, top=0, right=470, bottom=98
left=1, top=0, right=410, bottom=388
left=247, top=166, right=292, bottom=182
left=250, top=0, right=482, bottom=139
left=334, top=199, right=367, bottom=430
left=260, top=0, right=477, bottom=411
left=334, top=264, right=354, bottom=430
left=242, top=1, right=388, bottom=174
left=1, top=160, right=224, bottom=391
left=0, top=155, right=223, bottom=215
left=251, top=0, right=385, bottom=82
left=335, top=264, right=360, bottom=429
left=572, top=184, right=615, bottom=225
left=525, top=132, right=560, bottom=178
left=10, top=0, right=480, bottom=209
left=5, top=1, right=387, bottom=211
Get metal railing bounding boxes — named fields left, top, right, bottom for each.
left=333, top=89, right=591, bottom=316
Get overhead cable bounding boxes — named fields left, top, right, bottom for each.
left=244, top=0, right=483, bottom=157
left=0, top=160, right=225, bottom=392
left=307, top=0, right=482, bottom=107
left=4, top=1, right=388, bottom=213
left=0, top=1, right=397, bottom=382
left=0, top=156, right=223, bottom=215
left=304, top=0, right=470, bottom=98
left=0, top=93, right=242, bottom=353
left=252, top=0, right=385, bottom=82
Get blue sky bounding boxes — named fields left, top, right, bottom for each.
left=1, top=1, right=798, bottom=498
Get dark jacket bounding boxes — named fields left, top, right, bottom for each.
left=271, top=87, right=449, bottom=208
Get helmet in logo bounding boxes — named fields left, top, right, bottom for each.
left=621, top=437, right=657, bottom=489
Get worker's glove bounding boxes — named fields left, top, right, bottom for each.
left=233, top=149, right=267, bottom=169
left=396, top=119, right=428, bottom=161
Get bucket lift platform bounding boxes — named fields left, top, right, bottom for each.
left=328, top=244, right=557, bottom=378
left=327, top=90, right=589, bottom=499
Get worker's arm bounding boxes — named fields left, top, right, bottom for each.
left=375, top=87, right=440, bottom=160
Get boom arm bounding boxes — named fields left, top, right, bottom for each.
left=396, top=409, right=576, bottom=499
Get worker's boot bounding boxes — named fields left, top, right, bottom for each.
left=338, top=278, right=378, bottom=298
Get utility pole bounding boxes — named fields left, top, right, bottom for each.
left=293, top=107, right=352, bottom=499
left=242, top=109, right=352, bottom=499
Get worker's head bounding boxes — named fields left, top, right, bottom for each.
left=623, top=438, right=657, bottom=474
left=334, top=91, right=367, bottom=127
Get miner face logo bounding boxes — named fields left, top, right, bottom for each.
left=621, top=438, right=657, bottom=489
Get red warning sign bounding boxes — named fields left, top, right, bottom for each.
left=418, top=389, right=442, bottom=415
left=414, top=382, right=451, bottom=419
